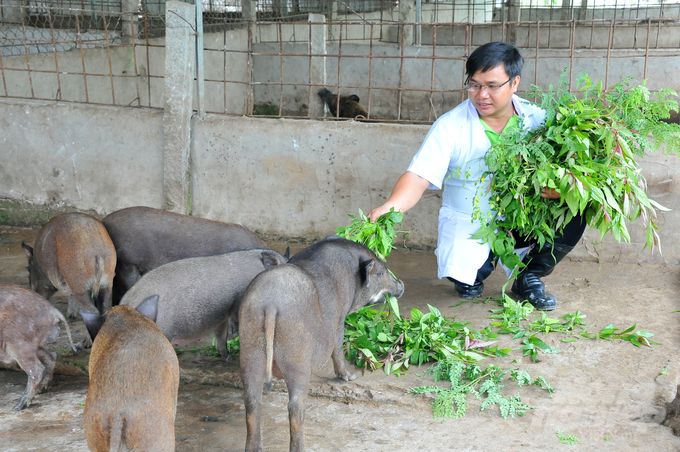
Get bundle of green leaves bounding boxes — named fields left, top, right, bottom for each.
left=472, top=73, right=680, bottom=269
left=335, top=208, right=408, bottom=261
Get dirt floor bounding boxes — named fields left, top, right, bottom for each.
left=2, top=225, right=680, bottom=451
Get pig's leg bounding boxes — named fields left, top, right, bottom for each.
left=283, top=375, right=310, bottom=452
left=36, top=347, right=57, bottom=393
left=213, top=321, right=232, bottom=360
left=13, top=353, right=45, bottom=410
left=66, top=295, right=79, bottom=319
left=331, top=332, right=357, bottom=381
left=241, top=334, right=267, bottom=452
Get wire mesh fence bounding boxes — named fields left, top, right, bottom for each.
left=1, top=0, right=678, bottom=121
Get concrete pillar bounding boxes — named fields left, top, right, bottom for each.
left=163, top=1, right=196, bottom=214
left=399, top=0, right=415, bottom=47
left=121, top=0, right=139, bottom=42
left=309, top=14, right=327, bottom=118
left=242, top=0, right=258, bottom=44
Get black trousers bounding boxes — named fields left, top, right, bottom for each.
left=449, top=213, right=587, bottom=286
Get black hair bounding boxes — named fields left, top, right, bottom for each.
left=465, top=42, right=523, bottom=81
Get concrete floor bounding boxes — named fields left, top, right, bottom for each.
left=2, top=225, right=680, bottom=451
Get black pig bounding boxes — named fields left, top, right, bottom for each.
left=102, top=206, right=268, bottom=304
left=318, top=88, right=368, bottom=119
left=239, top=236, right=404, bottom=452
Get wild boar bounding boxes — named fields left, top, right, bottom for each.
left=21, top=212, right=116, bottom=318
left=239, top=236, right=404, bottom=452
left=0, top=285, right=78, bottom=410
left=80, top=296, right=179, bottom=452
left=120, top=248, right=288, bottom=360
left=102, top=206, right=269, bottom=304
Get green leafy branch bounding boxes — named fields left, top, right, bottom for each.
left=471, top=72, right=680, bottom=271
left=409, top=361, right=554, bottom=420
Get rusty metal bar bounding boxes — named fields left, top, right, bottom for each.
left=75, top=14, right=89, bottom=103
left=47, top=9, right=62, bottom=101
left=605, top=19, right=613, bottom=90
left=335, top=21, right=344, bottom=119
left=278, top=22, right=284, bottom=116
left=397, top=21, right=405, bottom=121
left=307, top=21, right=312, bottom=118
left=246, top=21, right=254, bottom=115
left=428, top=24, right=437, bottom=123
left=534, top=21, right=539, bottom=90
left=569, top=20, right=575, bottom=91
left=130, top=13, right=141, bottom=108
left=103, top=14, right=115, bottom=105
left=644, top=19, right=651, bottom=80
left=20, top=11, right=35, bottom=99
left=366, top=22, right=374, bottom=120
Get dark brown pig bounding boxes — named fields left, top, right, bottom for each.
left=21, top=212, right=116, bottom=318
left=120, top=248, right=288, bottom=360
left=0, top=285, right=78, bottom=410
left=80, top=296, right=179, bottom=452
left=239, top=235, right=404, bottom=452
left=102, top=206, right=269, bottom=304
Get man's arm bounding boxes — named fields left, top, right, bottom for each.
left=368, top=171, right=432, bottom=222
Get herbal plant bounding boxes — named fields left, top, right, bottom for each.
left=335, top=208, right=409, bottom=261
left=556, top=430, right=581, bottom=445
left=409, top=360, right=554, bottom=420
left=336, top=208, right=410, bottom=315
left=471, top=73, right=680, bottom=270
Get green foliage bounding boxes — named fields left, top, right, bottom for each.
left=471, top=73, right=680, bottom=270
left=344, top=304, right=504, bottom=376
left=185, top=336, right=241, bottom=357
left=410, top=361, right=552, bottom=420
left=556, top=430, right=581, bottom=445
left=335, top=208, right=409, bottom=261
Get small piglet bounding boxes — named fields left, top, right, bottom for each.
left=0, top=285, right=78, bottom=410
left=119, top=248, right=288, bottom=359
left=102, top=206, right=269, bottom=304
left=80, top=296, right=179, bottom=452
left=239, top=236, right=405, bottom=452
left=22, top=212, right=117, bottom=318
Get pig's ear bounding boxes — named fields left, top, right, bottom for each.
left=136, top=295, right=159, bottom=323
left=348, top=95, right=361, bottom=102
left=283, top=247, right=291, bottom=260
left=261, top=251, right=283, bottom=269
left=80, top=310, right=106, bottom=342
left=360, top=258, right=375, bottom=284
left=21, top=241, right=33, bottom=258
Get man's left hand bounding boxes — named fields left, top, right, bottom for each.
left=541, top=187, right=560, bottom=199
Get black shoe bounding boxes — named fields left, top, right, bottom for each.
left=454, top=280, right=484, bottom=299
left=511, top=243, right=574, bottom=311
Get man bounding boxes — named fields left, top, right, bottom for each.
left=368, top=41, right=586, bottom=311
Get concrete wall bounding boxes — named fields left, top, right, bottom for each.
left=1, top=97, right=679, bottom=268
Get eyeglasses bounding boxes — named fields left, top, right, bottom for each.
left=465, top=77, right=513, bottom=94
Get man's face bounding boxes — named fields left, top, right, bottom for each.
left=467, top=64, right=520, bottom=119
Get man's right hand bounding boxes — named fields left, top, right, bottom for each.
left=368, top=206, right=392, bottom=223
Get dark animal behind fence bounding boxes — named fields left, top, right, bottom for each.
left=318, top=88, right=368, bottom=119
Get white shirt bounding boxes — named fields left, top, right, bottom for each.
left=407, top=95, right=546, bottom=285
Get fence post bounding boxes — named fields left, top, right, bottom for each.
left=163, top=1, right=196, bottom=214
left=196, top=0, right=205, bottom=119
left=242, top=0, right=258, bottom=43
left=309, top=13, right=327, bottom=118
left=121, top=0, right=138, bottom=42
left=399, top=0, right=416, bottom=47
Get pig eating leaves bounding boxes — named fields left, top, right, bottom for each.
left=239, top=236, right=404, bottom=452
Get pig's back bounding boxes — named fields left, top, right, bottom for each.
left=103, top=206, right=267, bottom=272
left=119, top=250, right=272, bottom=339
left=35, top=213, right=116, bottom=290
left=85, top=307, right=179, bottom=449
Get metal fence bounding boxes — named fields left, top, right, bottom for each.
left=1, top=0, right=678, bottom=122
